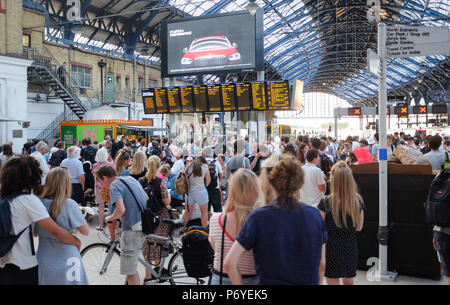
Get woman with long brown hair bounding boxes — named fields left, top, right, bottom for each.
left=114, top=149, right=131, bottom=176
left=209, top=168, right=262, bottom=285
left=0, top=157, right=81, bottom=285
left=296, top=143, right=309, bottom=164
left=36, top=167, right=90, bottom=284
left=139, top=155, right=171, bottom=284
left=317, top=161, right=364, bottom=285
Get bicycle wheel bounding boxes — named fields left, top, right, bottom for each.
left=81, top=243, right=122, bottom=285
left=167, top=251, right=210, bottom=285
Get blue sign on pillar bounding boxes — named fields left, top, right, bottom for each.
left=379, top=148, right=388, bottom=161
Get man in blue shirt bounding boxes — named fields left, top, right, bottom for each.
left=60, top=146, right=85, bottom=205
left=95, top=165, right=149, bottom=285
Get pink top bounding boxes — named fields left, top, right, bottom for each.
left=208, top=213, right=256, bottom=275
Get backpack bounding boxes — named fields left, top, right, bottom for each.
left=424, top=168, right=450, bottom=227
left=83, top=146, right=97, bottom=164
left=174, top=170, right=190, bottom=195
left=48, top=150, right=66, bottom=167
left=144, top=177, right=163, bottom=214
left=0, top=194, right=34, bottom=258
left=206, top=161, right=218, bottom=191
left=444, top=152, right=450, bottom=170
left=181, top=226, right=214, bottom=278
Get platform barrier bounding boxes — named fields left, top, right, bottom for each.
left=350, top=163, right=441, bottom=279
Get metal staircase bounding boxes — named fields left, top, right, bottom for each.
left=24, top=47, right=100, bottom=140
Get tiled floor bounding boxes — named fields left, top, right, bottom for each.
left=76, top=223, right=447, bottom=285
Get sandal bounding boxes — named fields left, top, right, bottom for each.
left=96, top=226, right=103, bottom=231
left=143, top=278, right=152, bottom=285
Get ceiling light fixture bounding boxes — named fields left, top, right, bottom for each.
left=245, top=0, right=259, bottom=16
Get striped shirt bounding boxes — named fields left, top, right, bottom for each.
left=208, top=213, right=256, bottom=275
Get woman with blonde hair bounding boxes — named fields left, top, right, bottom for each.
left=317, top=162, right=364, bottom=285
left=224, top=154, right=327, bottom=285
left=129, top=150, right=147, bottom=181
left=114, top=149, right=131, bottom=176
left=209, top=168, right=261, bottom=285
left=36, top=168, right=90, bottom=284
left=258, top=153, right=280, bottom=206
left=138, top=155, right=171, bottom=284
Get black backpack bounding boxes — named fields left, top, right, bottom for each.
left=425, top=169, right=450, bottom=227
left=48, top=150, right=67, bottom=167
left=0, top=194, right=35, bottom=258
left=206, top=161, right=218, bottom=191
left=143, top=177, right=164, bottom=214
left=181, top=226, right=214, bottom=279
left=83, top=146, right=97, bottom=164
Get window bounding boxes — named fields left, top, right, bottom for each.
left=125, top=77, right=130, bottom=95
left=116, top=76, right=121, bottom=93
left=148, top=79, right=157, bottom=88
left=71, top=65, right=91, bottom=88
left=23, top=34, right=31, bottom=48
left=138, top=77, right=143, bottom=92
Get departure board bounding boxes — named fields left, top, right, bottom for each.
left=266, top=80, right=290, bottom=110
left=236, top=83, right=251, bottom=111
left=154, top=88, right=168, bottom=114
left=167, top=87, right=181, bottom=113
left=432, top=104, right=447, bottom=114
left=207, top=85, right=222, bottom=112
left=142, top=88, right=156, bottom=114
left=194, top=85, right=208, bottom=112
left=251, top=82, right=266, bottom=110
left=180, top=86, right=194, bottom=113
left=413, top=105, right=427, bottom=114
left=221, top=84, right=236, bottom=112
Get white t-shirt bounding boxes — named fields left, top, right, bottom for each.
left=300, top=163, right=326, bottom=205
left=0, top=195, right=49, bottom=270
left=206, top=157, right=223, bottom=189
left=30, top=151, right=50, bottom=185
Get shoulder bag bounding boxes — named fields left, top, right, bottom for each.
left=118, top=178, right=159, bottom=234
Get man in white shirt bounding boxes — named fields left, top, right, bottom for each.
left=300, top=149, right=326, bottom=206
left=30, top=141, right=49, bottom=185
left=171, top=150, right=185, bottom=174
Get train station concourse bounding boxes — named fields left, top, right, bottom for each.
left=0, top=0, right=449, bottom=290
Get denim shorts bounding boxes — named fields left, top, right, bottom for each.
left=120, top=231, right=146, bottom=275
left=434, top=231, right=450, bottom=277
left=210, top=272, right=259, bottom=285
left=187, top=189, right=209, bottom=206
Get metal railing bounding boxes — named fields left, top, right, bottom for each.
left=24, top=46, right=102, bottom=139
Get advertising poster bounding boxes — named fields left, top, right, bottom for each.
left=166, top=13, right=256, bottom=76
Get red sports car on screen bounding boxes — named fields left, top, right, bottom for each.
left=181, top=36, right=241, bottom=67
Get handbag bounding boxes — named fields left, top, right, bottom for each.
left=220, top=213, right=228, bottom=285
left=118, top=178, right=159, bottom=234
left=100, top=186, right=110, bottom=202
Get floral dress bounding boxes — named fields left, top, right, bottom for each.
left=139, top=176, right=170, bottom=262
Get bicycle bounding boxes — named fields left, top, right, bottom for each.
left=80, top=218, right=210, bottom=285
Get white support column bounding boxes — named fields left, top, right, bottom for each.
left=0, top=56, right=32, bottom=153
left=377, top=22, right=397, bottom=282
left=256, top=71, right=265, bottom=144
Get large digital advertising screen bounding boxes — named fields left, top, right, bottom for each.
left=161, top=10, right=264, bottom=77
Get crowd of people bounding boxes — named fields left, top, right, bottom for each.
left=0, top=130, right=448, bottom=285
